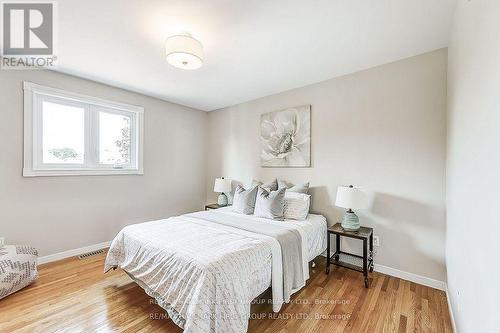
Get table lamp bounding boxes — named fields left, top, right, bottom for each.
left=214, top=177, right=232, bottom=207
left=335, top=185, right=367, bottom=231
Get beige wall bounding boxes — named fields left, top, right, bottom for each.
left=206, top=49, right=447, bottom=282
left=0, top=70, right=207, bottom=257
left=447, top=1, right=500, bottom=332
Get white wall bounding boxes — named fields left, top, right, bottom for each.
left=0, top=70, right=207, bottom=257
left=206, top=49, right=448, bottom=282
left=447, top=1, right=500, bottom=332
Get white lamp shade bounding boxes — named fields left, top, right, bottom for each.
left=335, top=186, right=368, bottom=209
left=214, top=178, right=232, bottom=193
left=165, top=35, right=203, bottom=70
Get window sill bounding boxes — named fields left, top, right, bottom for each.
left=23, top=168, right=144, bottom=177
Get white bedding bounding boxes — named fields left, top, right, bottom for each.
left=105, top=208, right=327, bottom=333
left=215, top=206, right=327, bottom=262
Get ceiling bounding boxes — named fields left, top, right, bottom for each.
left=56, top=0, right=457, bottom=111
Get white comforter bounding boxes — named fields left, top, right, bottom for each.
left=104, top=208, right=327, bottom=333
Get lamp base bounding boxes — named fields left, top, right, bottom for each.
left=217, top=193, right=228, bottom=207
left=341, top=211, right=360, bottom=231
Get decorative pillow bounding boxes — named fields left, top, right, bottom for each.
left=277, top=179, right=310, bottom=194
left=283, top=192, right=311, bottom=220
left=0, top=245, right=38, bottom=300
left=254, top=187, right=286, bottom=220
left=232, top=185, right=258, bottom=215
left=251, top=179, right=278, bottom=192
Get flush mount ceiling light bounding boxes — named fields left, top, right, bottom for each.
left=165, top=34, right=203, bottom=70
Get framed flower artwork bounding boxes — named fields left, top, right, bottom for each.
left=260, top=105, right=311, bottom=167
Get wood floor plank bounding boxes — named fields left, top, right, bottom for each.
left=0, top=252, right=453, bottom=332
left=398, top=315, right=407, bottom=333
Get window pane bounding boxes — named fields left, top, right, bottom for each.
left=42, top=101, right=85, bottom=164
left=99, top=111, right=131, bottom=165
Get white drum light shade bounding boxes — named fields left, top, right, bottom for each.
left=335, top=185, right=368, bottom=209
left=214, top=178, right=232, bottom=193
left=165, top=35, right=203, bottom=70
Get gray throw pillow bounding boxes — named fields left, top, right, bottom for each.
left=254, top=187, right=286, bottom=220
left=277, top=179, right=310, bottom=194
left=251, top=179, right=278, bottom=192
left=232, top=185, right=258, bottom=215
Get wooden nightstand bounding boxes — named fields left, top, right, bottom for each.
left=326, top=223, right=374, bottom=288
left=205, top=203, right=222, bottom=211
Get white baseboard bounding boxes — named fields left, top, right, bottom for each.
left=319, top=252, right=446, bottom=291
left=445, top=285, right=457, bottom=333
left=373, top=263, right=446, bottom=291
left=38, top=241, right=111, bottom=265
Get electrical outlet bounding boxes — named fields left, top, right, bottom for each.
left=373, top=235, right=380, bottom=246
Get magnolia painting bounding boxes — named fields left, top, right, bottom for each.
left=260, top=105, right=311, bottom=167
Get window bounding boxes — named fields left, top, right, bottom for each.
left=23, top=82, right=144, bottom=176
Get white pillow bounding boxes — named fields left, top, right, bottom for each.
left=254, top=187, right=286, bottom=220
left=277, top=179, right=310, bottom=194
left=232, top=185, right=258, bottom=215
left=251, top=179, right=278, bottom=191
left=283, top=192, right=311, bottom=220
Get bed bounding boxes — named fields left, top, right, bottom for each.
left=104, top=207, right=327, bottom=333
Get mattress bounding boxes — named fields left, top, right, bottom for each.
left=105, top=208, right=327, bottom=332
left=208, top=207, right=327, bottom=302
left=214, top=207, right=328, bottom=303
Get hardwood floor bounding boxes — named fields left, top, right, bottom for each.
left=0, top=251, right=453, bottom=332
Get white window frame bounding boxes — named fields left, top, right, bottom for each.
left=23, top=81, right=144, bottom=177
